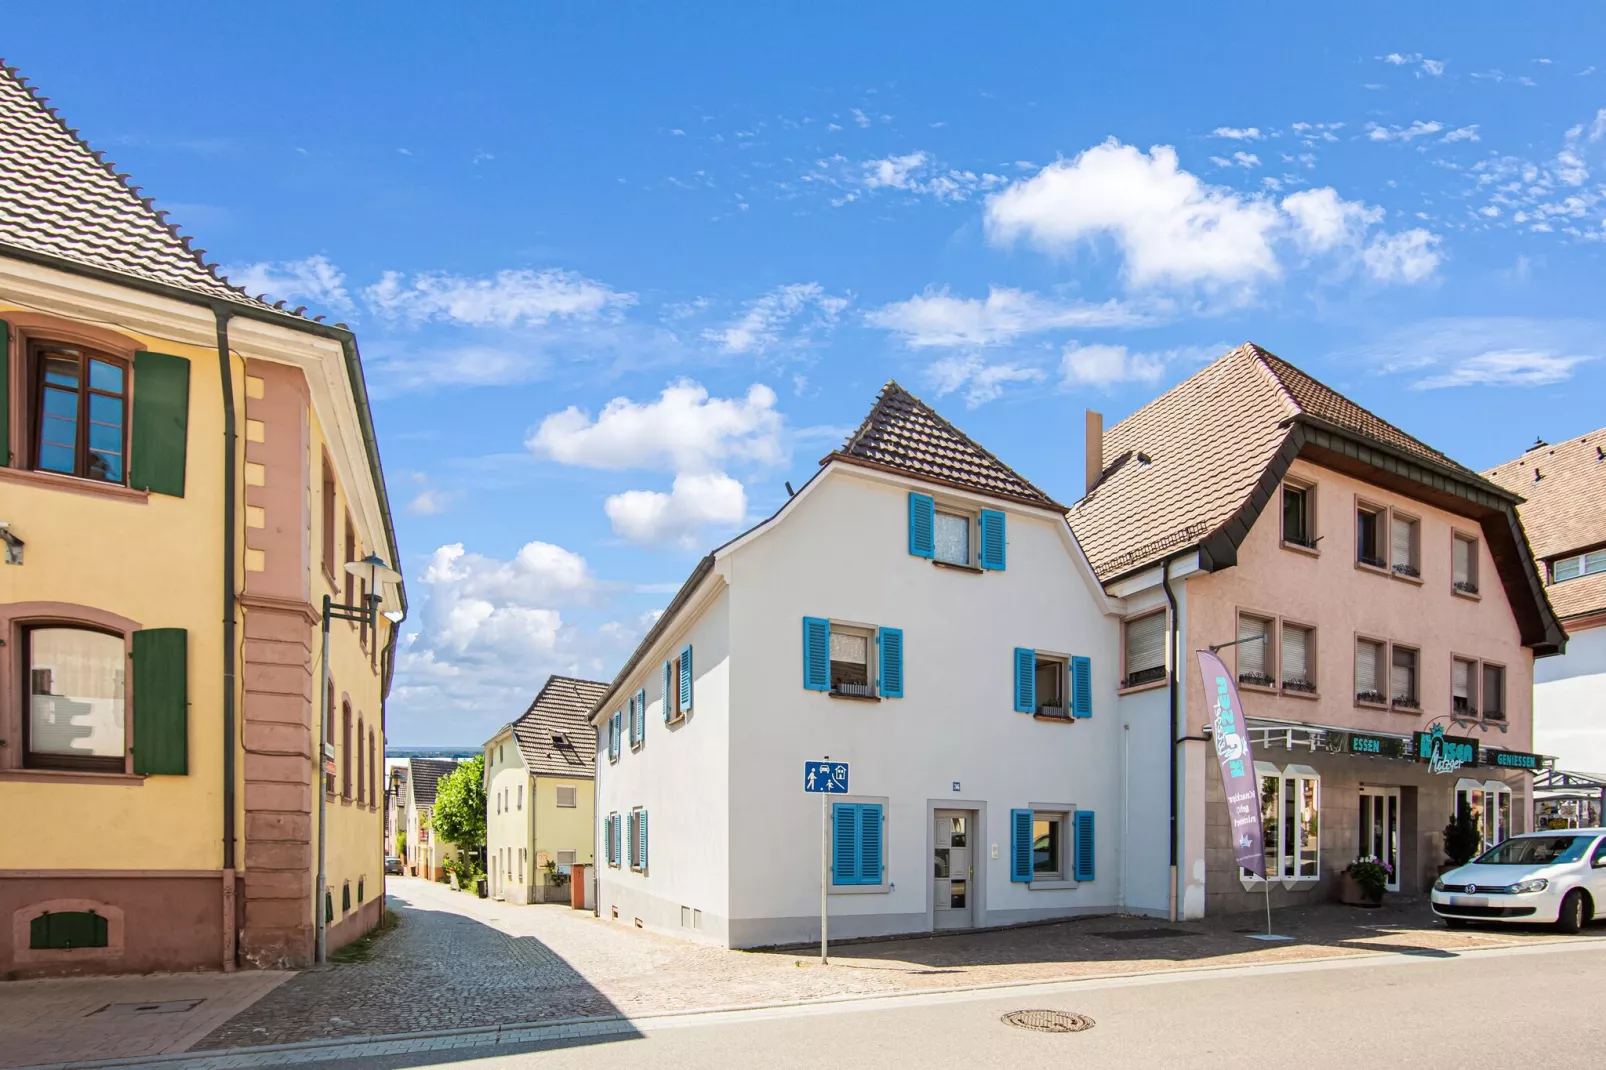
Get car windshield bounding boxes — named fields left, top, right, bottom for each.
left=1473, top=836, right=1592, bottom=866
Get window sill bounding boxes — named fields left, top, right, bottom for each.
left=1028, top=878, right=1079, bottom=890
left=828, top=883, right=890, bottom=896
left=1280, top=540, right=1321, bottom=558
left=1238, top=682, right=1278, bottom=695
left=932, top=560, right=984, bottom=574
left=1390, top=571, right=1425, bottom=587
left=1355, top=561, right=1390, bottom=578
left=828, top=692, right=881, bottom=702
left=1033, top=711, right=1076, bottom=724
left=1452, top=587, right=1482, bottom=602
left=1354, top=699, right=1390, bottom=712
left=0, top=466, right=149, bottom=503
left=1280, top=687, right=1320, bottom=701
left=1118, top=678, right=1169, bottom=696
left=0, top=768, right=144, bottom=786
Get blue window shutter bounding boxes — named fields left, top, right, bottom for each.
left=878, top=627, right=904, bottom=698
left=803, top=617, right=831, bottom=691
left=859, top=804, right=883, bottom=884
left=639, top=810, right=649, bottom=871
left=1071, top=656, right=1093, bottom=718
left=978, top=509, right=1007, bottom=570
left=613, top=712, right=623, bottom=759
left=636, top=688, right=647, bottom=741
left=679, top=645, right=693, bottom=713
left=1074, top=810, right=1096, bottom=882
left=832, top=803, right=860, bottom=886
left=1010, top=809, right=1033, bottom=882
left=662, top=660, right=673, bottom=721
left=1013, top=648, right=1036, bottom=713
left=629, top=812, right=638, bottom=868
left=908, top=492, right=935, bottom=558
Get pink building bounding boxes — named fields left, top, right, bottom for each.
left=1072, top=345, right=1564, bottom=919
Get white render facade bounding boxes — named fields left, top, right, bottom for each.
left=593, top=447, right=1152, bottom=948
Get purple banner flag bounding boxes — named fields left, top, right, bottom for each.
left=1196, top=650, right=1266, bottom=878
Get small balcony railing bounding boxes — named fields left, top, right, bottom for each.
left=1123, top=665, right=1167, bottom=688
left=1238, top=671, right=1275, bottom=688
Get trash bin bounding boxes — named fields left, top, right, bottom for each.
left=475, top=877, right=488, bottom=898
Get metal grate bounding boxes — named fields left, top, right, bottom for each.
left=1002, top=1010, right=1095, bottom=1033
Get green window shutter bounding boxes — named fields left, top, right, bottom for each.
left=878, top=627, right=904, bottom=698
left=803, top=617, right=831, bottom=691
left=979, top=509, right=1007, bottom=570
left=0, top=319, right=10, bottom=466
left=129, top=350, right=191, bottom=497
left=1013, top=647, right=1036, bottom=713
left=1074, top=810, right=1096, bottom=882
left=908, top=492, right=935, bottom=558
left=133, top=628, right=188, bottom=775
left=1010, top=809, right=1033, bottom=882
left=1071, top=656, right=1093, bottom=719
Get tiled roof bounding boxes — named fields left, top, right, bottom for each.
left=0, top=61, right=296, bottom=315
left=1484, top=427, right=1606, bottom=621
left=1069, top=343, right=1495, bottom=580
left=511, top=676, right=605, bottom=779
left=408, top=758, right=459, bottom=809
left=827, top=381, right=1063, bottom=509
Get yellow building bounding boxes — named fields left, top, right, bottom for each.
left=0, top=64, right=403, bottom=976
left=402, top=758, right=462, bottom=881
left=484, top=677, right=602, bottom=904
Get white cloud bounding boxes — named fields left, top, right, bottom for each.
left=421, top=541, right=594, bottom=607
left=605, top=472, right=747, bottom=548
left=407, top=487, right=452, bottom=516
left=1291, top=121, right=1344, bottom=144
left=1441, top=125, right=1481, bottom=143
left=528, top=381, right=784, bottom=474
left=1380, top=52, right=1445, bottom=77
left=927, top=355, right=1046, bottom=407
left=1210, top=127, right=1264, bottom=140
left=1282, top=188, right=1384, bottom=252
left=1412, top=349, right=1589, bottom=389
left=985, top=139, right=1285, bottom=291
left=1365, top=120, right=1445, bottom=142
left=809, top=152, right=1009, bottom=206
left=1060, top=342, right=1167, bottom=387
left=702, top=283, right=849, bottom=354
left=364, top=268, right=634, bottom=328
left=223, top=254, right=352, bottom=311
left=1362, top=229, right=1443, bottom=283
left=867, top=286, right=1145, bottom=347
left=851, top=108, right=872, bottom=128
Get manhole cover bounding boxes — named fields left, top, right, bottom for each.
left=1002, top=1010, right=1095, bottom=1033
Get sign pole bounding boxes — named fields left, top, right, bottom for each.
left=821, top=783, right=829, bottom=966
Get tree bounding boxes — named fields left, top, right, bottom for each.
left=431, top=756, right=486, bottom=857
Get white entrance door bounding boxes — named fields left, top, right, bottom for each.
left=933, top=810, right=974, bottom=930
left=1359, top=787, right=1402, bottom=892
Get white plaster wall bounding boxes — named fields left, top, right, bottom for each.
left=1113, top=581, right=1179, bottom=917
left=1534, top=626, right=1606, bottom=775
left=721, top=467, right=1131, bottom=947
left=594, top=588, right=732, bottom=943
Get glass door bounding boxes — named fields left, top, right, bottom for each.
left=933, top=811, right=973, bottom=930
left=1359, top=787, right=1402, bottom=892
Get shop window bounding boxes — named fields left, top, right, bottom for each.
left=1390, top=646, right=1419, bottom=709
left=1452, top=533, right=1479, bottom=595
left=1235, top=614, right=1273, bottom=688
left=1280, top=623, right=1315, bottom=693
left=1458, top=781, right=1514, bottom=852
left=29, top=910, right=108, bottom=950
left=1281, top=482, right=1315, bottom=549
left=1245, top=765, right=1320, bottom=881
left=25, top=626, right=126, bottom=771
left=1123, top=611, right=1167, bottom=688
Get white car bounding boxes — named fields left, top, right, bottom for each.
left=1432, top=828, right=1606, bottom=933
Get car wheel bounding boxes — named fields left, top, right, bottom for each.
left=1556, top=889, right=1587, bottom=934
left=1444, top=917, right=1468, bottom=930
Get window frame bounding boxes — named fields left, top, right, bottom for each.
left=1451, top=530, right=1481, bottom=598
left=1241, top=763, right=1321, bottom=884
left=1481, top=660, right=1507, bottom=723
left=1550, top=548, right=1606, bottom=584
left=827, top=622, right=877, bottom=698
left=1278, top=618, right=1318, bottom=697
left=1279, top=478, right=1318, bottom=553
left=1388, top=509, right=1423, bottom=583
left=1033, top=652, right=1069, bottom=714
left=28, top=340, right=132, bottom=486
left=1120, top=609, right=1168, bottom=692
left=931, top=504, right=977, bottom=569
left=1354, top=633, right=1389, bottom=708
left=1030, top=809, right=1071, bottom=884
left=1389, top=642, right=1420, bottom=710
left=18, top=620, right=132, bottom=774
left=1450, top=654, right=1480, bottom=718
left=1233, top=609, right=1276, bottom=691
left=1355, top=498, right=1388, bottom=572
left=556, top=784, right=578, bottom=808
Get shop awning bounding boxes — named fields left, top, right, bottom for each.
left=1244, top=717, right=1551, bottom=772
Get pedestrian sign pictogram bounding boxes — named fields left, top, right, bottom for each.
left=804, top=760, right=849, bottom=793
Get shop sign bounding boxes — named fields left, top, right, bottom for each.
left=1196, top=650, right=1266, bottom=877
left=1483, top=749, right=1542, bottom=771
left=1415, top=725, right=1479, bottom=774
left=1347, top=732, right=1411, bottom=760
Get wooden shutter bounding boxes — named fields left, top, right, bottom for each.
left=1281, top=625, right=1309, bottom=684
left=1237, top=617, right=1268, bottom=677
left=1073, top=810, right=1096, bottom=882
left=132, top=628, right=188, bottom=775
left=662, top=660, right=674, bottom=720
left=908, top=492, right=935, bottom=558
left=1125, top=613, right=1166, bottom=677
left=803, top=617, right=831, bottom=691
left=978, top=509, right=1007, bottom=570
left=1356, top=640, right=1381, bottom=694
left=129, top=350, right=191, bottom=497
left=638, top=809, right=649, bottom=871
left=1010, top=809, right=1033, bottom=882
left=878, top=627, right=904, bottom=698
left=859, top=804, right=883, bottom=885
left=678, top=645, right=693, bottom=713
left=1013, top=648, right=1036, bottom=713
left=832, top=803, right=859, bottom=886
left=0, top=319, right=10, bottom=466
left=1071, top=656, right=1092, bottom=718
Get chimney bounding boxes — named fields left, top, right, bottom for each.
left=1085, top=410, right=1104, bottom=494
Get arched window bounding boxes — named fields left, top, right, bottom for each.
left=341, top=701, right=353, bottom=799
left=23, top=625, right=127, bottom=772
left=356, top=715, right=365, bottom=804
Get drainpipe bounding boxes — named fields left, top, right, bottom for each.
left=1161, top=552, right=1182, bottom=923
left=213, top=304, right=239, bottom=969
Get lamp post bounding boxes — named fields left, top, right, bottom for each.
left=316, top=553, right=401, bottom=965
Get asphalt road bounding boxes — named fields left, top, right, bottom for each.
left=306, top=940, right=1606, bottom=1070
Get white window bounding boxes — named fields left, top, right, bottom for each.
left=1391, top=645, right=1419, bottom=708
left=829, top=627, right=875, bottom=697
left=517, top=784, right=523, bottom=811
left=1236, top=614, right=1272, bottom=687
left=933, top=510, right=971, bottom=567
left=1032, top=811, right=1068, bottom=881
left=1355, top=638, right=1386, bottom=704
left=556, top=784, right=578, bottom=808
left=1452, top=533, right=1479, bottom=594
left=1552, top=548, right=1606, bottom=583
left=1123, top=612, right=1167, bottom=688
left=1280, top=623, right=1314, bottom=693
left=1246, top=765, right=1320, bottom=881
left=1390, top=513, right=1420, bottom=578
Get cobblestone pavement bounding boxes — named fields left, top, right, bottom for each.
left=195, top=876, right=1603, bottom=1051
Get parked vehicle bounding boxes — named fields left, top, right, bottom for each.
left=1432, top=829, right=1606, bottom=932
left=384, top=856, right=405, bottom=875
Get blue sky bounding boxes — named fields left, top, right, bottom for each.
left=8, top=3, right=1605, bottom=744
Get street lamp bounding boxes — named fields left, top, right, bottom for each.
left=316, top=553, right=401, bottom=964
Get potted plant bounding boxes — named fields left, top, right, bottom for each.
left=1340, top=857, right=1392, bottom=906
left=1441, top=809, right=1482, bottom=873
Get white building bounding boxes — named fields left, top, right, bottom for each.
left=591, top=383, right=1165, bottom=948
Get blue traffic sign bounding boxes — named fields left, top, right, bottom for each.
left=804, top=761, right=849, bottom=794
